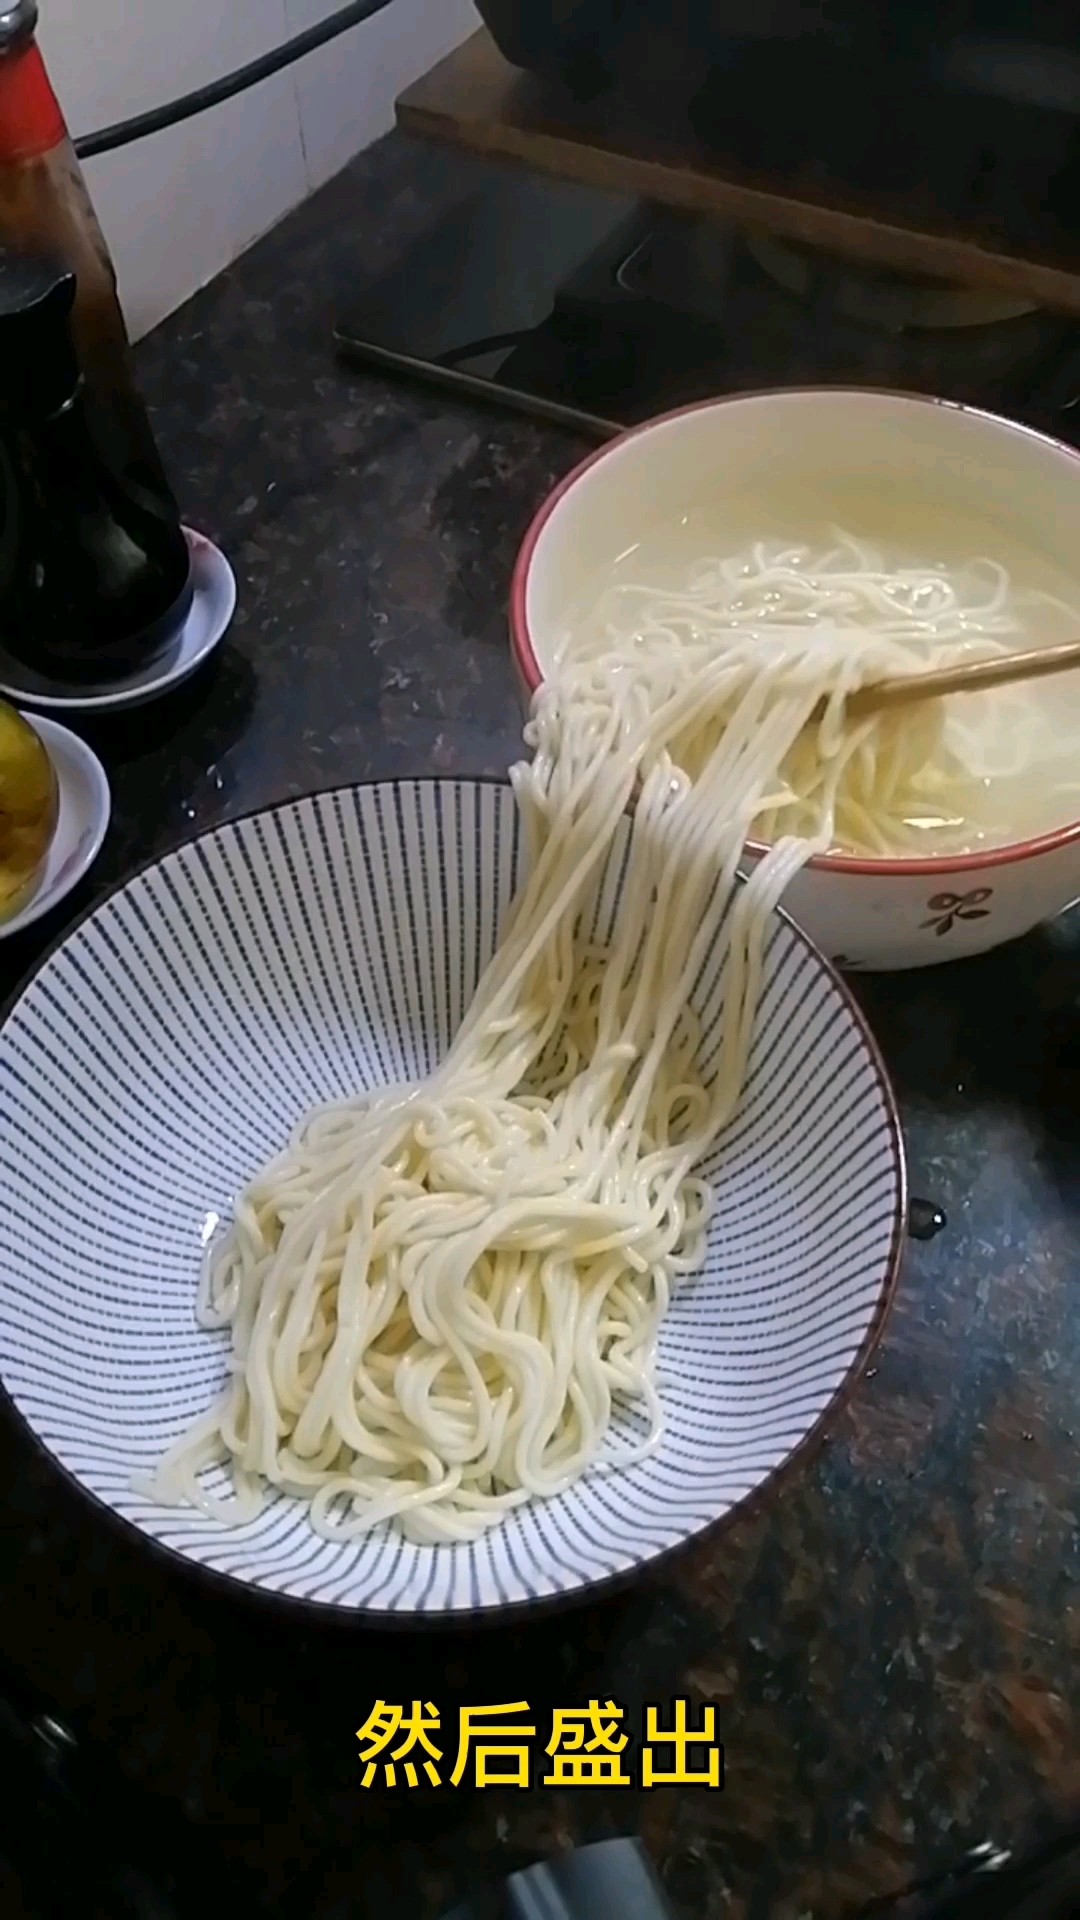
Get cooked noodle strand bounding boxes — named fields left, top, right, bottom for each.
left=144, top=533, right=1064, bottom=1541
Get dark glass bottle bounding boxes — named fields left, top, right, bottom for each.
left=0, top=250, right=194, bottom=679
left=0, top=3, right=189, bottom=505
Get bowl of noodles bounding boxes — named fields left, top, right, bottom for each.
left=511, top=388, right=1080, bottom=969
left=0, top=777, right=905, bottom=1618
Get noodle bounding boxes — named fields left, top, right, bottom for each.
left=145, top=531, right=1049, bottom=1543
left=575, top=531, right=1080, bottom=856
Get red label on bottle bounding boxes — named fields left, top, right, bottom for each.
left=0, top=42, right=67, bottom=162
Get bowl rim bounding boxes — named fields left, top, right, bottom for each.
left=0, top=773, right=907, bottom=1626
left=510, top=385, right=1080, bottom=879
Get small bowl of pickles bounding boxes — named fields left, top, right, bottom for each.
left=0, top=701, right=109, bottom=937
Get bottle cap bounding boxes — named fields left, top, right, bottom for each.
left=0, top=1, right=38, bottom=54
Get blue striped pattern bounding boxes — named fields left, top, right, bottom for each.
left=0, top=780, right=904, bottom=1617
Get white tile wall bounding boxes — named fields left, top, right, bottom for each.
left=36, top=0, right=478, bottom=338
left=286, top=0, right=479, bottom=192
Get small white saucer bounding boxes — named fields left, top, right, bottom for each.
left=0, top=717, right=111, bottom=938
left=0, top=529, right=236, bottom=715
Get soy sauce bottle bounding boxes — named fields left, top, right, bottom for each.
left=0, top=1, right=188, bottom=542
left=0, top=250, right=193, bottom=679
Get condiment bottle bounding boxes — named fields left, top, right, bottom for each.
left=0, top=250, right=193, bottom=678
left=0, top=1, right=190, bottom=561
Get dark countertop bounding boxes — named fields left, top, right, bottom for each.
left=1, top=132, right=1080, bottom=1920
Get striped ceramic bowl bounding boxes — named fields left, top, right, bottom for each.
left=0, top=779, right=905, bottom=1619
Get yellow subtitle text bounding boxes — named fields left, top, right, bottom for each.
left=356, top=1697, right=723, bottom=1790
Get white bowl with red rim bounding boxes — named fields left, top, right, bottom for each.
left=509, top=388, right=1080, bottom=971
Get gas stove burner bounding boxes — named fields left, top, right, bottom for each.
left=336, top=168, right=1080, bottom=440
left=606, top=214, right=1072, bottom=396
left=743, top=228, right=1040, bottom=332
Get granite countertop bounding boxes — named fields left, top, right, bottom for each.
left=1, top=132, right=1079, bottom=1920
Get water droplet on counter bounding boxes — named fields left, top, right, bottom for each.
left=909, top=1198, right=947, bottom=1241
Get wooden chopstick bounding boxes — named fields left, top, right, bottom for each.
left=845, top=637, right=1080, bottom=719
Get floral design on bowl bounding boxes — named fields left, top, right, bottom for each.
left=921, top=887, right=994, bottom=936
